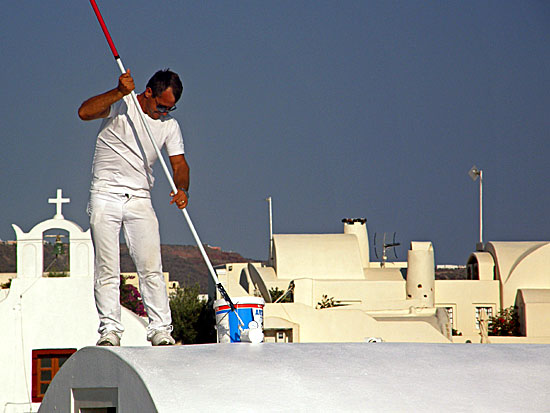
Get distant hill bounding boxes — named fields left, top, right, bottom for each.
left=435, top=267, right=467, bottom=280
left=0, top=243, right=16, bottom=273
left=141, top=244, right=255, bottom=291
left=0, top=243, right=256, bottom=293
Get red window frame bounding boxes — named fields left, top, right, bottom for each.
left=31, top=348, right=77, bottom=402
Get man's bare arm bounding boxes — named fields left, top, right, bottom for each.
left=169, top=154, right=190, bottom=209
left=78, top=70, right=135, bottom=121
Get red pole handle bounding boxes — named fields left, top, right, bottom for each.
left=89, top=0, right=120, bottom=59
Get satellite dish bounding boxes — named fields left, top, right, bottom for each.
left=469, top=165, right=480, bottom=181
left=248, top=263, right=272, bottom=303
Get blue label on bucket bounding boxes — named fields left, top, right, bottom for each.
left=215, top=303, right=264, bottom=342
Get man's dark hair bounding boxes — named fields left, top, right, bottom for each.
left=146, top=69, right=183, bottom=102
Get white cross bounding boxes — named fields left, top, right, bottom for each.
left=48, top=189, right=70, bottom=219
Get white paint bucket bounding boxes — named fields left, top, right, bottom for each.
left=214, top=296, right=265, bottom=343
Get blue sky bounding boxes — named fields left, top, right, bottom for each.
left=1, top=1, right=549, bottom=264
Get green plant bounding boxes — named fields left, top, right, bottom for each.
left=488, top=306, right=521, bottom=336
left=269, top=287, right=293, bottom=303
left=169, top=284, right=216, bottom=344
left=316, top=294, right=336, bottom=309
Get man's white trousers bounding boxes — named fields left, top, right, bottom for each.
left=88, top=191, right=172, bottom=339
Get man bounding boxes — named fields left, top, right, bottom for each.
left=78, top=69, right=189, bottom=346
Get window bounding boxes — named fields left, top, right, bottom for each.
left=437, top=305, right=455, bottom=329
left=475, top=306, right=494, bottom=329
left=32, top=349, right=76, bottom=402
left=73, top=388, right=118, bottom=412
left=444, top=307, right=454, bottom=328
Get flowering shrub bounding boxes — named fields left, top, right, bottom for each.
left=488, top=306, right=520, bottom=336
left=120, top=275, right=146, bottom=317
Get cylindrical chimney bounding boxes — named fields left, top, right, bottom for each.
left=406, top=241, right=435, bottom=307
left=343, top=218, right=369, bottom=268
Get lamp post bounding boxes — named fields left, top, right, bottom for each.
left=468, top=166, right=483, bottom=246
left=266, top=196, right=273, bottom=265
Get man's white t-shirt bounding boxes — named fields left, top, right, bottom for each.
left=90, top=94, right=184, bottom=197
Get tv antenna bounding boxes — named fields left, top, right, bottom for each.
left=374, top=232, right=400, bottom=268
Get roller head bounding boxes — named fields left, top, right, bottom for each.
left=240, top=327, right=264, bottom=344
left=240, top=321, right=264, bottom=344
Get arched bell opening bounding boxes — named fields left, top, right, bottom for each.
left=43, top=229, right=70, bottom=277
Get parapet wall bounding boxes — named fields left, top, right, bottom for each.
left=40, top=343, right=550, bottom=412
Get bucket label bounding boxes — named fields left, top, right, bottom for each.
left=215, top=299, right=265, bottom=343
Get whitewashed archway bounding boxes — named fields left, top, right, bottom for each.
left=11, top=189, right=93, bottom=279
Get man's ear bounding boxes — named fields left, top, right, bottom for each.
left=144, top=87, right=153, bottom=98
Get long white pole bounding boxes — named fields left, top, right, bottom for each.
left=114, top=58, right=223, bottom=293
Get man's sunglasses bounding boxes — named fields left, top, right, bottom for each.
left=156, top=104, right=177, bottom=113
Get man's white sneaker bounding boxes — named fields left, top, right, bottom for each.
left=96, top=331, right=121, bottom=346
left=149, top=330, right=175, bottom=346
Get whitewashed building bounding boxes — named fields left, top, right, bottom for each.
left=213, top=218, right=550, bottom=344
left=0, top=189, right=148, bottom=413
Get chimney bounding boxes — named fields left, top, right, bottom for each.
left=406, top=241, right=435, bottom=307
left=343, top=218, right=369, bottom=268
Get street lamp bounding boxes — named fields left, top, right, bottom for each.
left=266, top=196, right=273, bottom=265
left=468, top=165, right=483, bottom=246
